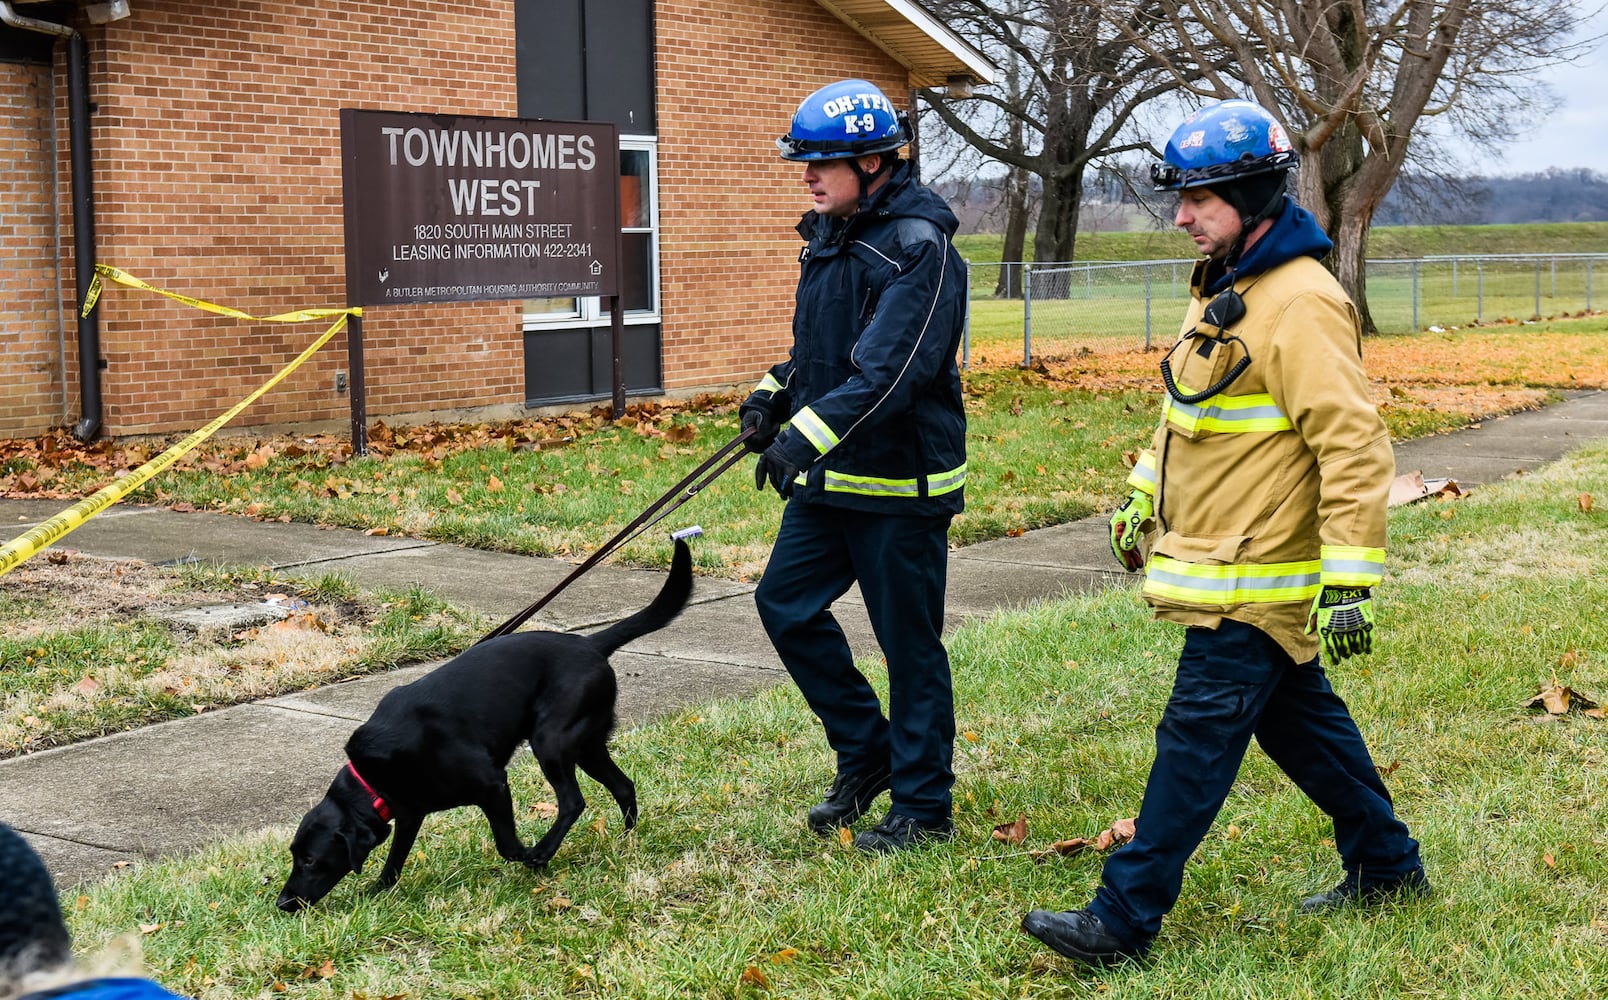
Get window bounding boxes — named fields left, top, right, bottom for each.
left=524, top=138, right=658, bottom=328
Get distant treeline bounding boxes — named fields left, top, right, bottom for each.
left=936, top=167, right=1608, bottom=233
left=1374, top=168, right=1608, bottom=225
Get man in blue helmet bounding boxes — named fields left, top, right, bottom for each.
left=1021, top=99, right=1428, bottom=965
left=741, top=78, right=968, bottom=853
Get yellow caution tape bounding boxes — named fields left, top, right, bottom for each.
left=1, top=267, right=361, bottom=580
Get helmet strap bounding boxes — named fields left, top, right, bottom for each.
left=848, top=153, right=896, bottom=213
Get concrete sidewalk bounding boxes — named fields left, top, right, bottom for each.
left=3, top=390, right=1605, bottom=886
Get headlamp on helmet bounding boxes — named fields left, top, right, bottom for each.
left=1152, top=99, right=1298, bottom=192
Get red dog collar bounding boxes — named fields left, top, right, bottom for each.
left=346, top=761, right=392, bottom=823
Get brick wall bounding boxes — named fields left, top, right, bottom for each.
left=0, top=61, right=67, bottom=434
left=654, top=0, right=907, bottom=394
left=75, top=0, right=523, bottom=436
left=1, top=0, right=911, bottom=438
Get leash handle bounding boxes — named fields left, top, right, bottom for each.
left=474, top=427, right=755, bottom=644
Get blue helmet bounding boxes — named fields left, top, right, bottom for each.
left=777, top=79, right=912, bottom=161
left=1150, top=99, right=1298, bottom=192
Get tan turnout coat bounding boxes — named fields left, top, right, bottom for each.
left=1126, top=254, right=1393, bottom=662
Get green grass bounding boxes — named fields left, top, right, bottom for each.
left=0, top=563, right=482, bottom=756
left=66, top=441, right=1608, bottom=998
left=955, top=221, right=1608, bottom=338
left=954, top=221, right=1608, bottom=267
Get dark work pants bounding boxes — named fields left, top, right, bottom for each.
left=753, top=500, right=956, bottom=823
left=1087, top=618, right=1422, bottom=949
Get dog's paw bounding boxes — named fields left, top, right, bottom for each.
left=521, top=847, right=555, bottom=869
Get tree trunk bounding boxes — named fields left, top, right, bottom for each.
left=1301, top=122, right=1405, bottom=336
left=996, top=165, right=1030, bottom=298
left=1031, top=170, right=1083, bottom=273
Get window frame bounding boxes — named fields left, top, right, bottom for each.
left=522, top=135, right=660, bottom=330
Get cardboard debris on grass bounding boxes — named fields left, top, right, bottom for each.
left=1388, top=470, right=1469, bottom=507
left=990, top=814, right=1138, bottom=861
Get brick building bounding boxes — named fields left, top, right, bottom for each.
left=0, top=0, right=989, bottom=439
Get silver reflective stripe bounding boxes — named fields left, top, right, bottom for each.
left=1146, top=563, right=1320, bottom=596
left=1321, top=556, right=1384, bottom=577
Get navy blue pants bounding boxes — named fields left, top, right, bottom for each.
left=754, top=500, right=955, bottom=823
left=1088, top=618, right=1422, bottom=949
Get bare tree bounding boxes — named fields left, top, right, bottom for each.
left=1140, top=0, right=1599, bottom=332
left=919, top=0, right=1203, bottom=277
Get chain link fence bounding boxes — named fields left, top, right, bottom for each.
left=962, top=253, right=1606, bottom=366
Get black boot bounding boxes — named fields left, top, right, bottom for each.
left=851, top=810, right=953, bottom=853
left=1299, top=867, right=1431, bottom=912
left=805, top=765, right=891, bottom=835
left=1020, top=909, right=1146, bottom=966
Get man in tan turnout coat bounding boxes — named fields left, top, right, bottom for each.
left=1020, top=99, right=1429, bottom=968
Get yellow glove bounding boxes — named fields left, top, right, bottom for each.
left=1108, top=490, right=1152, bottom=572
left=1308, top=586, right=1375, bottom=662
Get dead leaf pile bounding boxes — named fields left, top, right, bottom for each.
left=0, top=393, right=747, bottom=500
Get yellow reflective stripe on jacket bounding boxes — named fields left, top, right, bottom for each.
left=1143, top=555, right=1322, bottom=605
left=1128, top=451, right=1156, bottom=493
left=1320, top=545, right=1386, bottom=587
left=824, top=462, right=966, bottom=498
left=756, top=373, right=784, bottom=394
left=1163, top=391, right=1293, bottom=434
left=790, top=406, right=839, bottom=456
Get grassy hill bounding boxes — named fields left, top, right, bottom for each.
left=954, top=220, right=1608, bottom=264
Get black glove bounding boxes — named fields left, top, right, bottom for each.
left=740, top=406, right=780, bottom=454
left=754, top=443, right=800, bottom=497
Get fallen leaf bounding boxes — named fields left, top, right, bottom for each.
left=588, top=816, right=607, bottom=835
left=992, top=814, right=1028, bottom=845
left=739, top=965, right=772, bottom=990
left=139, top=922, right=162, bottom=935
left=1524, top=680, right=1600, bottom=715
left=363, top=527, right=390, bottom=536
left=74, top=675, right=99, bottom=695
left=1030, top=837, right=1092, bottom=861
left=446, top=487, right=464, bottom=505
left=1580, top=493, right=1594, bottom=513
left=487, top=475, right=504, bottom=492
left=1544, top=853, right=1556, bottom=869
left=837, top=827, right=853, bottom=848
left=769, top=948, right=799, bottom=964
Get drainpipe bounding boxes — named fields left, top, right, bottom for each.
left=0, top=2, right=103, bottom=440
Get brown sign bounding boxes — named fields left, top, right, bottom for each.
left=340, top=109, right=619, bottom=307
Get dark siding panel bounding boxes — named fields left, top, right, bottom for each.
left=583, top=0, right=655, bottom=133
left=525, top=324, right=662, bottom=405
left=516, top=0, right=585, bottom=121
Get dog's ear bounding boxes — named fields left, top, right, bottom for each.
left=340, top=828, right=370, bottom=875
left=339, top=822, right=389, bottom=876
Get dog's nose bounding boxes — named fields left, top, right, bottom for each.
left=275, top=892, right=305, bottom=913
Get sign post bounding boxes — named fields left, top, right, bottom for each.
left=339, top=109, right=620, bottom=454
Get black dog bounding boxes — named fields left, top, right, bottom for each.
left=276, top=540, right=692, bottom=911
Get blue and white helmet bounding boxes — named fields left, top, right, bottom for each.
left=1150, top=99, right=1298, bottom=192
left=777, top=79, right=912, bottom=161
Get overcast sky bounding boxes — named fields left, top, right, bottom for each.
left=1451, top=25, right=1607, bottom=175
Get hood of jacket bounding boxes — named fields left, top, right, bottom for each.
left=797, top=159, right=960, bottom=245
left=1205, top=195, right=1333, bottom=294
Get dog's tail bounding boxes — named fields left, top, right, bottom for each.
left=588, top=538, right=693, bottom=656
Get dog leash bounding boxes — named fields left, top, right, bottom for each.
left=473, top=426, right=755, bottom=644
